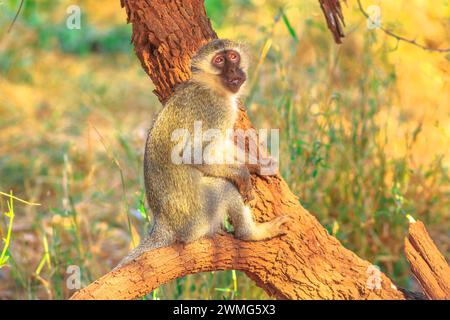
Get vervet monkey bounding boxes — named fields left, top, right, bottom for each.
left=117, top=39, right=288, bottom=267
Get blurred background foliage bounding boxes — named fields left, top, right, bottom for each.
left=0, top=0, right=449, bottom=299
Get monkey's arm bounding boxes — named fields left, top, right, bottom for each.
left=192, top=163, right=253, bottom=201
left=204, top=137, right=278, bottom=176
left=233, top=144, right=279, bottom=176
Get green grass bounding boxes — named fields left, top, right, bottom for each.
left=0, top=193, right=15, bottom=270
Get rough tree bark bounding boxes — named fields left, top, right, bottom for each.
left=71, top=0, right=448, bottom=300
left=319, top=0, right=346, bottom=43
left=405, top=221, right=450, bottom=299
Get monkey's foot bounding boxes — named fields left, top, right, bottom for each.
left=237, top=215, right=290, bottom=241
left=263, top=215, right=290, bottom=238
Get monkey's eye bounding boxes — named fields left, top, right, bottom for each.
left=228, top=51, right=239, bottom=61
left=213, top=55, right=225, bottom=66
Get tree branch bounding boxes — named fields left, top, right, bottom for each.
left=357, top=0, right=450, bottom=53
left=405, top=220, right=450, bottom=299
left=319, top=0, right=346, bottom=44
left=71, top=177, right=408, bottom=299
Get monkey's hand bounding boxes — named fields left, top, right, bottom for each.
left=231, top=167, right=254, bottom=202
left=247, top=156, right=279, bottom=177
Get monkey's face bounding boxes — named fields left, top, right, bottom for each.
left=212, top=50, right=246, bottom=94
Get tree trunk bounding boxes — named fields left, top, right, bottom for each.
left=71, top=0, right=448, bottom=300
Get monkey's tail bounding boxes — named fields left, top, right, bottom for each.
left=114, top=223, right=175, bottom=269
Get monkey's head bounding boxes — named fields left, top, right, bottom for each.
left=191, top=39, right=249, bottom=95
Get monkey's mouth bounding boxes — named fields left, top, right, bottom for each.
left=224, top=76, right=246, bottom=93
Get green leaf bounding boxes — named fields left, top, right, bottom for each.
left=280, top=8, right=299, bottom=43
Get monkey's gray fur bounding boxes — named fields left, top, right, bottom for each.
left=117, top=39, right=288, bottom=268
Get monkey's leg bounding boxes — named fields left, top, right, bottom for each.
left=200, top=177, right=232, bottom=237
left=220, top=181, right=289, bottom=241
